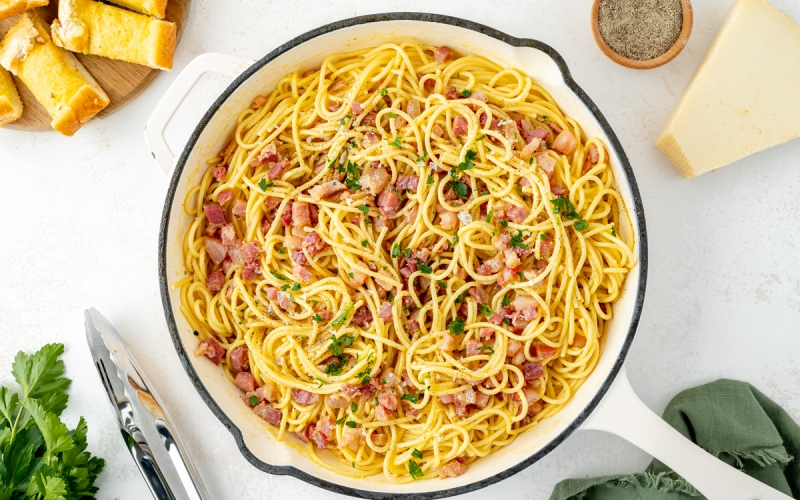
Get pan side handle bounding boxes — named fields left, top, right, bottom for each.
left=145, top=53, right=253, bottom=176
left=581, top=368, right=792, bottom=500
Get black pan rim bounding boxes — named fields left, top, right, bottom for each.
left=156, top=12, right=649, bottom=500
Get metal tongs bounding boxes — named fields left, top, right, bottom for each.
left=84, top=308, right=209, bottom=500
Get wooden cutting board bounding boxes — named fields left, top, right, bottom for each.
left=0, top=0, right=190, bottom=131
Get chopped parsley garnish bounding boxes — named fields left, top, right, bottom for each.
left=450, top=181, right=469, bottom=199
left=380, top=88, right=388, bottom=96
left=401, top=393, right=419, bottom=403
left=281, top=284, right=291, bottom=291
left=459, top=149, right=477, bottom=171
left=411, top=448, right=423, bottom=459
left=343, top=161, right=362, bottom=190
left=509, top=231, right=529, bottom=249
left=331, top=305, right=354, bottom=329
left=455, top=291, right=467, bottom=304
left=461, top=88, right=472, bottom=97
left=517, top=271, right=525, bottom=281
left=479, top=304, right=492, bottom=316
left=258, top=178, right=273, bottom=191
left=345, top=421, right=357, bottom=428
left=500, top=220, right=508, bottom=227
left=389, top=137, right=404, bottom=149
left=451, top=234, right=459, bottom=248
left=248, top=395, right=259, bottom=405
left=416, top=150, right=429, bottom=163
left=436, top=280, right=447, bottom=289
left=361, top=240, right=369, bottom=248
left=476, top=134, right=485, bottom=142
left=501, top=295, right=511, bottom=307
left=611, top=224, right=617, bottom=237
left=550, top=196, right=588, bottom=231
left=405, top=248, right=412, bottom=258
left=540, top=233, right=547, bottom=240
left=315, top=377, right=328, bottom=387
left=347, top=272, right=355, bottom=279
left=478, top=345, right=495, bottom=354
left=292, top=282, right=301, bottom=291
left=541, top=115, right=549, bottom=120
left=336, top=416, right=346, bottom=425
left=486, top=211, right=493, bottom=223
left=270, top=270, right=289, bottom=281
left=357, top=205, right=369, bottom=215
left=388, top=112, right=397, bottom=118
left=408, top=460, right=424, bottom=479
left=391, top=244, right=402, bottom=258
left=426, top=176, right=434, bottom=185
left=448, top=317, right=465, bottom=335
left=312, top=314, right=325, bottom=323
left=417, top=261, right=433, bottom=274
left=350, top=402, right=358, bottom=413
left=279, top=246, right=287, bottom=253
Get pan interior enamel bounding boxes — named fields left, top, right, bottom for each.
left=162, top=17, right=643, bottom=496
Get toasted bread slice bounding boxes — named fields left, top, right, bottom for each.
left=0, top=11, right=109, bottom=136
left=0, top=0, right=48, bottom=22
left=52, top=0, right=176, bottom=70
left=105, top=0, right=168, bottom=19
left=0, top=66, right=22, bottom=126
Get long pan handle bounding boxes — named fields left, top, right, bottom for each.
left=582, top=368, right=793, bottom=500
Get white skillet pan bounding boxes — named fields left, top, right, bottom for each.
left=145, top=14, right=790, bottom=500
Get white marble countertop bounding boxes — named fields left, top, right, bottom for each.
left=2, top=0, right=800, bottom=498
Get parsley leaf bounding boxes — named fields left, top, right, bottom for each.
left=416, top=150, right=429, bottom=163
left=611, top=224, right=617, bottom=237
left=401, top=393, right=419, bottom=403
left=389, top=137, right=404, bottom=149
left=343, top=161, right=362, bottom=190
left=448, top=318, right=465, bottom=335
left=451, top=234, right=459, bottom=248
left=312, top=314, right=325, bottom=323
left=291, top=282, right=301, bottom=291
left=258, top=178, right=273, bottom=191
left=509, top=231, right=529, bottom=249
left=540, top=233, right=547, bottom=240
left=357, top=205, right=369, bottom=215
left=380, top=88, right=388, bottom=97
left=248, top=395, right=259, bottom=405
left=450, top=181, right=469, bottom=199
left=501, top=295, right=511, bottom=307
left=479, top=304, right=492, bottom=316
left=345, top=420, right=357, bottom=428
left=336, top=416, right=346, bottom=425
left=461, top=88, right=472, bottom=97
left=476, top=134, right=486, bottom=142
left=331, top=305, right=354, bottom=329
left=270, top=270, right=289, bottom=281
left=388, top=112, right=397, bottom=118
left=391, top=244, right=402, bottom=258
left=574, top=220, right=589, bottom=231
left=417, top=262, right=433, bottom=274
left=550, top=197, right=588, bottom=231
left=486, top=210, right=493, bottom=223
left=411, top=448, right=423, bottom=459
left=426, top=176, right=435, bottom=185
left=478, top=345, right=495, bottom=354
left=281, top=284, right=290, bottom=291
left=350, top=402, right=358, bottom=413
left=361, top=240, right=369, bottom=248
left=408, top=460, right=424, bottom=479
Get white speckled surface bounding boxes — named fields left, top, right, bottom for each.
left=1, top=1, right=799, bottom=499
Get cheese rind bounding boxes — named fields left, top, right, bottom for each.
left=657, top=0, right=800, bottom=178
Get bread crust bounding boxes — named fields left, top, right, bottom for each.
left=105, top=0, right=168, bottom=19
left=51, top=0, right=176, bottom=70
left=0, top=66, right=22, bottom=126
left=0, top=0, right=48, bottom=23
left=0, top=11, right=109, bottom=135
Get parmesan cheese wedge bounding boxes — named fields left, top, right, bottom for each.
left=657, top=0, right=800, bottom=178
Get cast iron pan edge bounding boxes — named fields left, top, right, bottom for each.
left=158, top=12, right=649, bottom=500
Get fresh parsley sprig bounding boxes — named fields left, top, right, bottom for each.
left=550, top=196, right=589, bottom=231
left=0, top=344, right=105, bottom=499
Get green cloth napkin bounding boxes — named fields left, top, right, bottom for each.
left=550, top=380, right=800, bottom=500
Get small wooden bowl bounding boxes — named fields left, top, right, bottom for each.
left=591, top=0, right=693, bottom=70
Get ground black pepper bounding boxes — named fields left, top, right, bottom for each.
left=598, top=0, right=683, bottom=61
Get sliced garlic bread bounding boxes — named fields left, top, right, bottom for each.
left=52, top=0, right=176, bottom=70
left=0, top=66, right=22, bottom=126
left=105, top=0, right=168, bottom=19
left=0, top=0, right=48, bottom=23
left=0, top=11, right=109, bottom=136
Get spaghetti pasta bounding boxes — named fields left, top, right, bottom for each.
left=179, top=42, right=635, bottom=482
